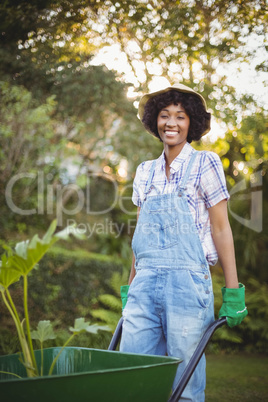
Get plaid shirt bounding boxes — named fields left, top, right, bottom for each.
left=132, top=142, right=230, bottom=265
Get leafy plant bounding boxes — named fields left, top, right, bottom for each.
left=30, top=320, right=56, bottom=377
left=0, top=220, right=110, bottom=378
left=31, top=318, right=109, bottom=377
left=91, top=269, right=129, bottom=331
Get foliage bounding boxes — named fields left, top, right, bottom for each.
left=0, top=81, right=58, bottom=191
left=33, top=246, right=125, bottom=325
left=0, top=81, right=64, bottom=237
left=0, top=245, right=125, bottom=356
left=91, top=269, right=129, bottom=331
left=239, top=277, right=268, bottom=352
left=0, top=0, right=155, bottom=176
left=30, top=318, right=109, bottom=377
left=31, top=320, right=56, bottom=346
left=199, top=104, right=268, bottom=283
left=48, top=317, right=109, bottom=376
left=1, top=0, right=266, bottom=168
left=87, top=0, right=267, bottom=103
left=0, top=78, right=148, bottom=242
left=0, top=220, right=110, bottom=378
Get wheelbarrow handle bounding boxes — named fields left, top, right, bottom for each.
left=108, top=316, right=124, bottom=351
left=108, top=316, right=227, bottom=401
left=168, top=317, right=227, bottom=402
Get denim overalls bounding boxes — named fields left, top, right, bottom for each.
left=120, top=151, right=215, bottom=401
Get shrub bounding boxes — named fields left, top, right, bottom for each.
left=211, top=270, right=268, bottom=354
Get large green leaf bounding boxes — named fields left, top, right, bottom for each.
left=4, top=220, right=84, bottom=277
left=31, top=321, right=56, bottom=343
left=15, top=240, right=29, bottom=260
left=54, top=225, right=86, bottom=242
left=69, top=318, right=110, bottom=335
left=0, top=256, right=21, bottom=291
left=86, top=324, right=111, bottom=334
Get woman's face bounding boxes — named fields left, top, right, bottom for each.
left=157, top=103, right=190, bottom=150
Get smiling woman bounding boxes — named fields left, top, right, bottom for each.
left=119, top=82, right=248, bottom=402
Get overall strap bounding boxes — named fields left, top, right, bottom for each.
left=180, top=151, right=199, bottom=190
left=144, top=160, right=157, bottom=196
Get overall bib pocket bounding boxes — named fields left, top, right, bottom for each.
left=148, top=220, right=180, bottom=249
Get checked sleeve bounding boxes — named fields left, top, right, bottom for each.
left=199, top=152, right=230, bottom=208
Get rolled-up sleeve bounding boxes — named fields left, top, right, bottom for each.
left=132, top=163, right=143, bottom=207
left=200, top=152, right=230, bottom=208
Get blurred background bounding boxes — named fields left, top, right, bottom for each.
left=0, top=0, right=267, bottom=363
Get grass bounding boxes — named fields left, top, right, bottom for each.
left=206, top=354, right=268, bottom=401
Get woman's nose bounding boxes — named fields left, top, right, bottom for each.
left=166, top=116, right=177, bottom=126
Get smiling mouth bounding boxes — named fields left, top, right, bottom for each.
left=165, top=131, right=178, bottom=136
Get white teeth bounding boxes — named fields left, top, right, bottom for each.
left=165, top=131, right=178, bottom=135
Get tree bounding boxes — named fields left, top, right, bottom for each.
left=86, top=0, right=267, bottom=89
left=0, top=81, right=62, bottom=235
left=0, top=0, right=157, bottom=172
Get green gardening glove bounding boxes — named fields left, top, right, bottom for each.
left=219, top=283, right=248, bottom=328
left=120, top=285, right=130, bottom=310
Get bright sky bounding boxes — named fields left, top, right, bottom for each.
left=217, top=33, right=268, bottom=108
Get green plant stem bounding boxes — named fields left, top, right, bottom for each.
left=0, top=370, right=22, bottom=379
left=6, top=288, right=24, bottom=333
left=23, top=275, right=38, bottom=375
left=1, top=291, right=35, bottom=377
left=1, top=291, right=23, bottom=346
left=40, top=341, right=44, bottom=377
left=48, top=333, right=76, bottom=376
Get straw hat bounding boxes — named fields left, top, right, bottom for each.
left=138, top=83, right=211, bottom=136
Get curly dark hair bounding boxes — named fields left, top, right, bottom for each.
left=142, top=90, right=211, bottom=143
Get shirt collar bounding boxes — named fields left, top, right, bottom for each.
left=157, top=143, right=195, bottom=173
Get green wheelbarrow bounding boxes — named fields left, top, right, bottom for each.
left=0, top=318, right=226, bottom=401
left=108, top=317, right=227, bottom=401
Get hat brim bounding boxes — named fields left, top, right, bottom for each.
left=138, top=83, right=211, bottom=137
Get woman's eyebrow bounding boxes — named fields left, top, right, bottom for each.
left=160, top=108, right=186, bottom=113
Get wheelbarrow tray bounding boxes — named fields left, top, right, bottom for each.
left=0, top=347, right=181, bottom=402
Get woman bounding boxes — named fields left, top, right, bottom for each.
left=120, top=83, right=247, bottom=401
